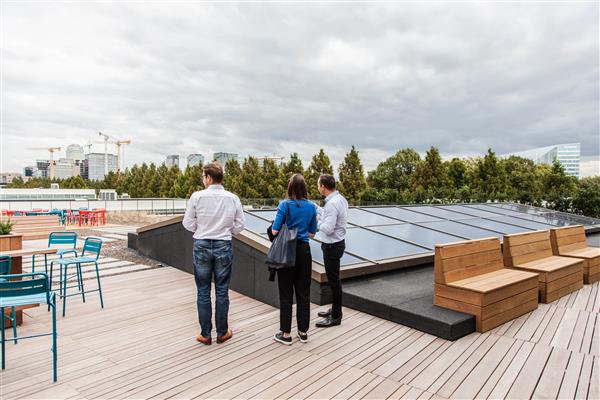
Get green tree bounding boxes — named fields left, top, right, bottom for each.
left=262, top=159, right=286, bottom=199
left=501, top=156, right=541, bottom=204
left=282, top=152, right=304, bottom=179
left=572, top=177, right=600, bottom=218
left=239, top=157, right=262, bottom=198
left=413, top=146, right=449, bottom=199
left=542, top=160, right=577, bottom=212
left=472, top=148, right=507, bottom=201
left=338, top=145, right=367, bottom=201
left=366, top=148, right=421, bottom=201
left=305, top=149, right=334, bottom=199
left=223, top=159, right=242, bottom=195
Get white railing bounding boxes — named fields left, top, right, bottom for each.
left=0, top=198, right=189, bottom=214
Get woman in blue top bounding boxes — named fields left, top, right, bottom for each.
left=271, top=174, right=317, bottom=345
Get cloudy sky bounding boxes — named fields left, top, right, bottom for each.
left=1, top=2, right=598, bottom=176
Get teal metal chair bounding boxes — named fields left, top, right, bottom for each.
left=0, top=272, right=57, bottom=382
left=32, top=232, right=78, bottom=275
left=0, top=256, right=17, bottom=344
left=49, top=237, right=104, bottom=317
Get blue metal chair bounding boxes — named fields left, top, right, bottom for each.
left=0, top=256, right=17, bottom=344
left=0, top=273, right=57, bottom=382
left=32, top=232, right=78, bottom=275
left=50, top=237, right=104, bottom=317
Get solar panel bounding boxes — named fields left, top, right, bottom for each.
left=243, top=212, right=271, bottom=235
left=438, top=204, right=503, bottom=218
left=486, top=215, right=554, bottom=230
left=317, top=228, right=429, bottom=261
left=376, top=224, right=464, bottom=249
left=405, top=206, right=474, bottom=220
left=366, top=207, right=443, bottom=222
left=347, top=208, right=400, bottom=226
left=538, top=212, right=600, bottom=226
left=308, top=240, right=364, bottom=267
left=419, top=220, right=503, bottom=240
left=249, top=210, right=277, bottom=221
left=486, top=203, right=541, bottom=215
left=458, top=218, right=532, bottom=234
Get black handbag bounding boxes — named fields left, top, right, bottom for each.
left=265, top=201, right=298, bottom=281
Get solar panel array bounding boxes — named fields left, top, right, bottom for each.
left=243, top=203, right=600, bottom=269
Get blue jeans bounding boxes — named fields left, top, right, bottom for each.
left=193, top=239, right=233, bottom=338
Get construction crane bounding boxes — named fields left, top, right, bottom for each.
left=111, top=140, right=131, bottom=172
left=96, top=134, right=132, bottom=172
left=28, top=147, right=61, bottom=161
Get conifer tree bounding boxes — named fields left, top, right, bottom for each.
left=338, top=145, right=367, bottom=201
left=306, top=149, right=333, bottom=199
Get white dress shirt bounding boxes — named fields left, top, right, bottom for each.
left=317, top=191, right=348, bottom=244
left=182, top=184, right=245, bottom=240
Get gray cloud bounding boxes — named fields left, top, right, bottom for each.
left=2, top=2, right=598, bottom=175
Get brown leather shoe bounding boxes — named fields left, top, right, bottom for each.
left=196, top=335, right=212, bottom=345
left=217, top=329, right=233, bottom=344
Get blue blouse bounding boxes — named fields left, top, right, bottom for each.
left=272, top=199, right=318, bottom=243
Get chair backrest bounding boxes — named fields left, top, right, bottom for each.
left=48, top=231, right=77, bottom=248
left=0, top=273, right=50, bottom=302
left=550, top=225, right=587, bottom=254
left=434, top=237, right=504, bottom=284
left=81, top=237, right=103, bottom=259
left=503, top=230, right=552, bottom=267
left=0, top=256, right=11, bottom=276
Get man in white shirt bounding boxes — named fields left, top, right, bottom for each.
left=183, top=162, right=245, bottom=345
left=315, top=174, right=348, bottom=328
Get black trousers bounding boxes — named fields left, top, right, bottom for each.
left=277, top=241, right=312, bottom=333
left=322, top=240, right=345, bottom=319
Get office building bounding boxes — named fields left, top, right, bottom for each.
left=34, top=160, right=50, bottom=178
left=256, top=155, right=285, bottom=167
left=23, top=166, right=35, bottom=177
left=66, top=144, right=85, bottom=161
left=165, top=155, right=180, bottom=168
left=505, top=143, right=581, bottom=178
left=213, top=152, right=238, bottom=166
left=0, top=173, right=22, bottom=186
left=83, top=153, right=118, bottom=181
left=187, top=154, right=205, bottom=167
left=48, top=159, right=81, bottom=179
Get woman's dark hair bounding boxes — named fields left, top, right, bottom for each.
left=203, top=162, right=224, bottom=184
left=318, top=174, right=336, bottom=190
left=287, top=173, right=308, bottom=200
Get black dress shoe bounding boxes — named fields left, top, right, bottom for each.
left=315, top=316, right=342, bottom=328
left=318, top=309, right=331, bottom=318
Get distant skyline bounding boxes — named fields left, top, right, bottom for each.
left=1, top=3, right=598, bottom=177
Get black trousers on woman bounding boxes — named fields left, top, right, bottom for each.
left=277, top=241, right=312, bottom=333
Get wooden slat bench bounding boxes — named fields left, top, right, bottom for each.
left=434, top=237, right=539, bottom=332
left=550, top=225, right=600, bottom=284
left=503, top=230, right=584, bottom=303
left=4, top=215, right=64, bottom=240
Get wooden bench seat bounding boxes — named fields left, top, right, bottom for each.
left=434, top=237, right=538, bottom=333
left=504, top=230, right=584, bottom=303
left=550, top=225, right=600, bottom=284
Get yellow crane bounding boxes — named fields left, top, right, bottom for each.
left=28, top=147, right=61, bottom=161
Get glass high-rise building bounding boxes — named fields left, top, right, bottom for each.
left=505, top=143, right=581, bottom=178
left=187, top=154, right=205, bottom=167
left=213, top=152, right=238, bottom=166
left=84, top=153, right=118, bottom=180
left=66, top=144, right=85, bottom=161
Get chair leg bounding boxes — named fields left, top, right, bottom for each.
left=31, top=254, right=36, bottom=273
left=1, top=306, right=5, bottom=370
left=62, top=265, right=68, bottom=317
left=44, top=254, right=48, bottom=276
left=52, top=300, right=57, bottom=383
left=95, top=262, right=104, bottom=309
left=11, top=307, right=17, bottom=345
left=78, top=264, right=85, bottom=303
left=49, top=262, right=55, bottom=312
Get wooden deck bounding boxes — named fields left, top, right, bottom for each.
left=2, top=263, right=598, bottom=399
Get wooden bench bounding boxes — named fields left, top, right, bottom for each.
left=550, top=225, right=600, bottom=284
left=5, top=215, right=64, bottom=240
left=503, top=230, right=584, bottom=303
left=434, top=237, right=539, bottom=332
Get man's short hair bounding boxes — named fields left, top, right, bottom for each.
left=203, top=162, right=224, bottom=184
left=318, top=174, right=336, bottom=190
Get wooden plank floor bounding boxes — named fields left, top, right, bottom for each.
left=2, top=265, right=598, bottom=399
